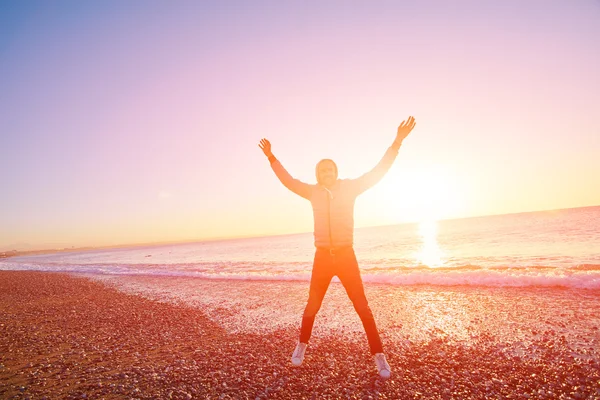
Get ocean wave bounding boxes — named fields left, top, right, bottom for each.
left=1, top=261, right=599, bottom=289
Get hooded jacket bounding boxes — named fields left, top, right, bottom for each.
left=270, top=146, right=400, bottom=248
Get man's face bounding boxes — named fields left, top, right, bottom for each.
left=317, top=160, right=338, bottom=188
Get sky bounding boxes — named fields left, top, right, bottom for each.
left=1, top=0, right=599, bottom=250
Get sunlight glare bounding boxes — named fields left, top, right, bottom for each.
left=416, top=219, right=445, bottom=268
left=373, top=163, right=468, bottom=225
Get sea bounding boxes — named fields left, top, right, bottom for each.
left=2, top=206, right=599, bottom=290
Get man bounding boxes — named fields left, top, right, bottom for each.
left=258, top=116, right=416, bottom=379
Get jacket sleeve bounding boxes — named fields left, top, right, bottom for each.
left=270, top=160, right=313, bottom=200
left=348, top=146, right=399, bottom=195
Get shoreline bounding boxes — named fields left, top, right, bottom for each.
left=1, top=271, right=599, bottom=399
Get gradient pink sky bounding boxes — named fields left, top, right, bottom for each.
left=1, top=1, right=599, bottom=250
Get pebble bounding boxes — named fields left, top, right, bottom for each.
left=1, top=271, right=599, bottom=400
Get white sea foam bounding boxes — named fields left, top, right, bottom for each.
left=2, top=260, right=599, bottom=289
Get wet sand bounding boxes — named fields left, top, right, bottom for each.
left=1, top=271, right=599, bottom=399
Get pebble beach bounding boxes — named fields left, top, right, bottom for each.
left=1, top=271, right=599, bottom=399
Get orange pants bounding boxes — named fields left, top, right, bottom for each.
left=299, top=247, right=383, bottom=354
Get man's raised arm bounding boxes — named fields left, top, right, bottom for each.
left=349, top=116, right=416, bottom=195
left=259, top=138, right=313, bottom=200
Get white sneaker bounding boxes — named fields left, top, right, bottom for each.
left=374, top=353, right=391, bottom=379
left=291, top=342, right=307, bottom=366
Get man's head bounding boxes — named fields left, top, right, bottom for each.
left=315, top=159, right=338, bottom=188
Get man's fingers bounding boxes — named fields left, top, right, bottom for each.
left=397, top=116, right=416, bottom=136
left=259, top=138, right=272, bottom=155
left=400, top=116, right=416, bottom=131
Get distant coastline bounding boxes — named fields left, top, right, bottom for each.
left=0, top=247, right=97, bottom=259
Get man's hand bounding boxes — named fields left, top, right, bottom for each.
left=395, top=116, right=416, bottom=145
left=259, top=138, right=274, bottom=158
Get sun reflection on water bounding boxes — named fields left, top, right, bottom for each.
left=416, top=219, right=445, bottom=268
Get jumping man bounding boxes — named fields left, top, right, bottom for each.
left=258, top=116, right=416, bottom=379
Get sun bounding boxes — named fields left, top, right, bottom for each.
left=370, top=163, right=468, bottom=224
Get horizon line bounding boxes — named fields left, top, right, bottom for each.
left=2, top=203, right=598, bottom=255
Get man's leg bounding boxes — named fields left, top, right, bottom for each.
left=299, top=249, right=334, bottom=344
left=336, top=249, right=383, bottom=355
